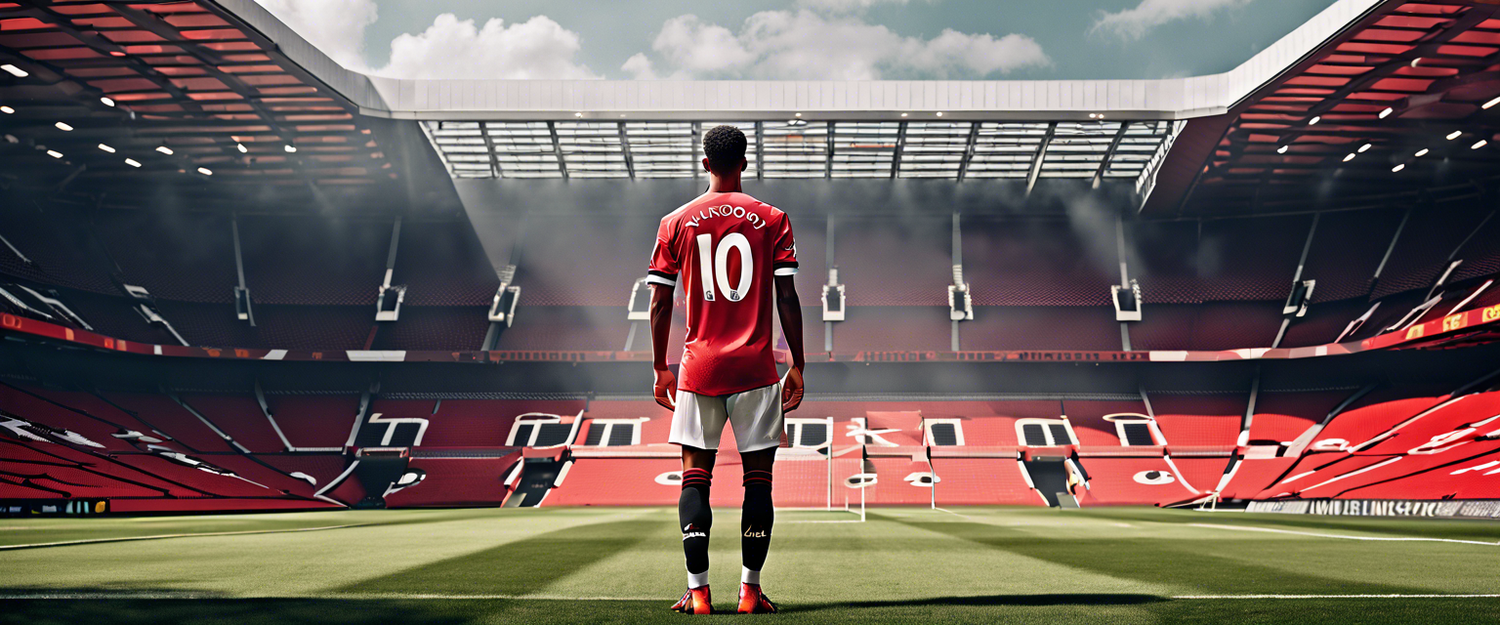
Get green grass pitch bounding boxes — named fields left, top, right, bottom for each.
left=2, top=506, right=1497, bottom=624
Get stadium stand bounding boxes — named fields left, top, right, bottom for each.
left=962, top=306, right=1121, bottom=351
left=963, top=218, right=1115, bottom=307
left=370, top=306, right=491, bottom=351
left=1299, top=209, right=1405, bottom=303
left=1145, top=394, right=1245, bottom=448
left=96, top=211, right=237, bottom=304
left=1371, top=205, right=1492, bottom=300
left=264, top=395, right=361, bottom=450
left=239, top=215, right=389, bottom=307
left=835, top=307, right=953, bottom=352
left=392, top=220, right=503, bottom=307
left=515, top=214, right=659, bottom=307
left=839, top=216, right=951, bottom=306
left=4, top=382, right=1497, bottom=510
left=181, top=395, right=287, bottom=453
left=384, top=453, right=522, bottom=507
left=3, top=202, right=1500, bottom=354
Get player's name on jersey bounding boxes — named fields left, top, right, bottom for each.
left=685, top=204, right=770, bottom=230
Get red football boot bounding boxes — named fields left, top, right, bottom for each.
left=737, top=583, right=778, bottom=614
left=671, top=585, right=712, bottom=615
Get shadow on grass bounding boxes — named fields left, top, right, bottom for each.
left=799, top=592, right=1166, bottom=610
left=335, top=515, right=662, bottom=597
left=889, top=516, right=1443, bottom=596
left=3, top=590, right=1498, bottom=625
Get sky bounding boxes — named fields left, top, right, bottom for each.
left=253, top=0, right=1338, bottom=81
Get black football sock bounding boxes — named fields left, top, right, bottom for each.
left=741, top=469, right=774, bottom=582
left=679, top=467, right=713, bottom=588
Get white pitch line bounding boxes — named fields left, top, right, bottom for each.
left=1188, top=523, right=1500, bottom=546
left=0, top=523, right=367, bottom=551
left=781, top=520, right=864, bottom=524
left=0, top=593, right=661, bottom=602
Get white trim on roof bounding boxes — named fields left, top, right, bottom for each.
left=217, top=0, right=1384, bottom=121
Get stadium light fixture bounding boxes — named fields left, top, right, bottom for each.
left=1088, top=113, right=1096, bottom=119
left=124, top=158, right=141, bottom=168
left=156, top=145, right=173, bottom=155
left=1485, top=96, right=1500, bottom=110
left=1447, top=130, right=1462, bottom=140
left=236, top=143, right=248, bottom=153
left=1, top=64, right=26, bottom=78
left=1472, top=139, right=1488, bottom=150
left=55, top=122, right=73, bottom=131
left=1415, top=148, right=1429, bottom=157
left=197, top=167, right=212, bottom=176
left=284, top=144, right=296, bottom=153
left=1308, top=116, right=1320, bottom=125
left=936, top=112, right=944, bottom=117
left=1342, top=153, right=1356, bottom=162
left=1379, top=107, right=1393, bottom=119
left=573, top=112, right=582, bottom=118
left=100, top=96, right=115, bottom=107
left=97, top=143, right=115, bottom=153
left=1392, top=164, right=1405, bottom=172
left=46, top=150, right=62, bottom=159
left=1277, top=145, right=1289, bottom=154
left=794, top=113, right=802, bottom=117
left=1358, top=143, right=1371, bottom=153
left=0, top=106, right=13, bottom=114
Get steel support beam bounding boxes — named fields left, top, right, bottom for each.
left=956, top=122, right=981, bottom=182
left=547, top=121, right=569, bottom=180
left=617, top=122, right=636, bottom=180
left=1025, top=122, right=1056, bottom=196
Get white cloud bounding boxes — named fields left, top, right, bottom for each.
left=255, top=0, right=596, bottom=79
left=1093, top=0, right=1253, bottom=41
left=378, top=14, right=598, bottom=79
left=797, top=0, right=915, bottom=11
left=255, top=0, right=376, bottom=70
left=639, top=10, right=1046, bottom=81
left=621, top=53, right=658, bottom=80
left=653, top=15, right=757, bottom=74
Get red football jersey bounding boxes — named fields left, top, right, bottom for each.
left=647, top=191, right=798, bottom=396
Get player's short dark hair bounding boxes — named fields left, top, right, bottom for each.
left=702, top=125, right=747, bottom=173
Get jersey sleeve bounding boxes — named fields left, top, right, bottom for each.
left=772, top=212, right=799, bottom=276
left=646, top=218, right=679, bottom=287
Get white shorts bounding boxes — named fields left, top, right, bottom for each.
left=668, top=383, right=784, bottom=453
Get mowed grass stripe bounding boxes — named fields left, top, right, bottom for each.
left=1187, top=522, right=1500, bottom=546
left=0, top=523, right=368, bottom=551
left=2, top=506, right=1498, bottom=624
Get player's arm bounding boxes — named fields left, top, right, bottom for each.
left=647, top=224, right=680, bottom=410
left=649, top=283, right=677, bottom=410
left=775, top=275, right=804, bottom=412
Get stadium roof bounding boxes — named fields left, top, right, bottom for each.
left=1, top=0, right=1498, bottom=215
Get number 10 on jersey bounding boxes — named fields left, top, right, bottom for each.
left=694, top=233, right=753, bottom=302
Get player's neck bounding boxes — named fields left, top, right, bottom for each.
left=705, top=172, right=743, bottom=195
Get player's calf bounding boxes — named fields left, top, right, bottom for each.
left=740, top=468, right=774, bottom=594
left=679, top=467, right=713, bottom=591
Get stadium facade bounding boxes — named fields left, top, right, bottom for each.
left=1, top=0, right=1500, bottom=515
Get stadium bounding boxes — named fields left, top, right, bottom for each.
left=1, top=0, right=1498, bottom=622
